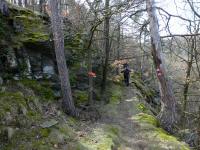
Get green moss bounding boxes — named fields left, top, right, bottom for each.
left=78, top=125, right=122, bottom=150
left=26, top=110, right=42, bottom=122
left=74, top=90, right=88, bottom=105
left=105, top=125, right=120, bottom=137
left=0, top=88, right=44, bottom=129
left=4, top=127, right=53, bottom=150
left=67, top=117, right=79, bottom=126
left=109, top=84, right=123, bottom=104
left=105, top=125, right=122, bottom=148
left=20, top=79, right=55, bottom=101
left=40, top=128, right=51, bottom=138
left=155, top=128, right=178, bottom=142
left=132, top=113, right=190, bottom=150
left=58, top=123, right=76, bottom=138
left=131, top=74, right=156, bottom=100
left=137, top=103, right=148, bottom=113
left=0, top=92, right=26, bottom=121
left=12, top=11, right=49, bottom=43
left=132, top=113, right=159, bottom=126
left=0, top=4, right=50, bottom=60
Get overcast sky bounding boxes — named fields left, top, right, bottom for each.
left=157, top=0, right=195, bottom=35
left=76, top=0, right=197, bottom=35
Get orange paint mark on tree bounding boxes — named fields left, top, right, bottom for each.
left=88, top=72, right=96, bottom=78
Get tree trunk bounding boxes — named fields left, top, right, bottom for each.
left=39, top=0, right=44, bottom=13
left=49, top=0, right=77, bottom=116
left=24, top=0, right=28, bottom=7
left=198, top=106, right=200, bottom=149
left=87, top=21, right=102, bottom=105
left=87, top=31, right=95, bottom=106
left=88, top=47, right=93, bottom=105
left=101, top=0, right=110, bottom=95
left=146, top=0, right=178, bottom=133
left=116, top=22, right=120, bottom=75
left=183, top=37, right=194, bottom=112
left=18, top=0, right=22, bottom=6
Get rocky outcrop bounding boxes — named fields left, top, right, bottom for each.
left=0, top=0, right=9, bottom=16
left=0, top=4, right=57, bottom=80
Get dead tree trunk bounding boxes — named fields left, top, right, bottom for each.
left=49, top=0, right=77, bottom=116
left=101, top=0, right=110, bottom=96
left=146, top=0, right=178, bottom=133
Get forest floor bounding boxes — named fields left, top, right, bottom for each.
left=75, top=84, right=189, bottom=150
left=0, top=79, right=190, bottom=150
left=100, top=86, right=143, bottom=149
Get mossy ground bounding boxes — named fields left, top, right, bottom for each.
left=0, top=57, right=190, bottom=150
left=73, top=90, right=88, bottom=105
left=131, top=113, right=190, bottom=150
left=78, top=124, right=122, bottom=150
left=20, top=79, right=55, bottom=101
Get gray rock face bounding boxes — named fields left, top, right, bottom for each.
left=0, top=0, right=9, bottom=16
left=7, top=127, right=15, bottom=140
left=0, top=76, right=3, bottom=85
left=1, top=46, right=57, bottom=80
left=43, top=65, right=55, bottom=75
left=42, top=57, right=55, bottom=78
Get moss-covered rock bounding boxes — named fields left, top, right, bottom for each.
left=137, top=103, right=148, bottom=113
left=131, top=73, right=156, bottom=101
left=9, top=5, right=49, bottom=44
left=131, top=113, right=190, bottom=150
left=79, top=124, right=122, bottom=150
left=20, top=79, right=55, bottom=101
left=132, top=113, right=159, bottom=126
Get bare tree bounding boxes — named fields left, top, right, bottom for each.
left=146, top=0, right=178, bottom=133
left=186, top=0, right=200, bottom=18
left=101, top=0, right=110, bottom=97
left=49, top=0, right=77, bottom=116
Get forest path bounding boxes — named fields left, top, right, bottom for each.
left=77, top=83, right=189, bottom=150
left=99, top=85, right=144, bottom=150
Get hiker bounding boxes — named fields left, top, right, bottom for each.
left=121, top=63, right=131, bottom=86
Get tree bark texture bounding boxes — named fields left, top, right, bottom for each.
left=183, top=37, right=195, bottom=112
left=116, top=22, right=121, bottom=75
left=49, top=0, right=77, bottom=116
left=87, top=31, right=94, bottom=105
left=101, top=0, right=110, bottom=94
left=146, top=0, right=178, bottom=133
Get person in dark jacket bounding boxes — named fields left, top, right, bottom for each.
left=121, top=63, right=131, bottom=86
